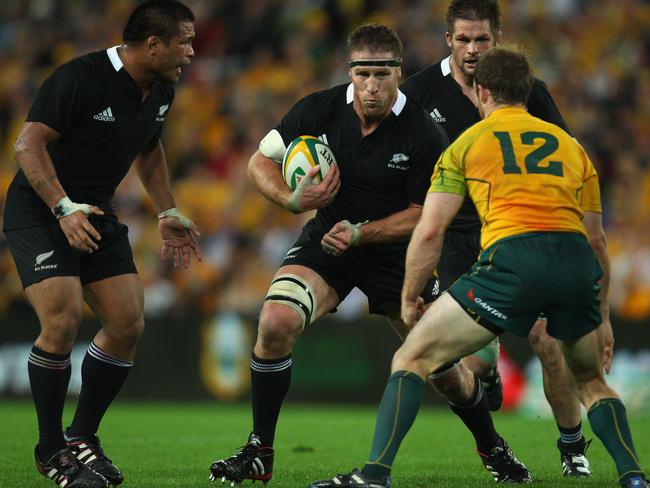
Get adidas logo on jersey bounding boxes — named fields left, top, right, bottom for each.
left=94, top=107, right=115, bottom=122
left=430, top=108, right=446, bottom=123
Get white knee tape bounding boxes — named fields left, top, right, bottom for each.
left=265, top=274, right=316, bottom=327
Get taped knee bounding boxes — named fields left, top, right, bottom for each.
left=265, top=274, right=316, bottom=328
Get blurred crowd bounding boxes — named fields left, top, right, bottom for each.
left=0, top=0, right=649, bottom=321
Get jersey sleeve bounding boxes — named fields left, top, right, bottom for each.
left=527, top=79, right=572, bottom=136
left=406, top=113, right=449, bottom=204
left=579, top=152, right=602, bottom=213
left=27, top=62, right=91, bottom=134
left=428, top=141, right=467, bottom=196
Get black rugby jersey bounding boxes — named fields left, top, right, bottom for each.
left=401, top=56, right=570, bottom=231
left=276, top=83, right=448, bottom=241
left=3, top=46, right=175, bottom=231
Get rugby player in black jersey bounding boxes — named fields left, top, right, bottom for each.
left=3, top=2, right=200, bottom=487
left=209, top=23, right=530, bottom=486
left=400, top=0, right=612, bottom=478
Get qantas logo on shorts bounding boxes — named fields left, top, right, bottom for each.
left=34, top=250, right=58, bottom=271
left=467, top=288, right=508, bottom=320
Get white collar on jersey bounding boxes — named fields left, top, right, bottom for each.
left=346, top=83, right=406, bottom=116
left=441, top=56, right=452, bottom=77
left=107, top=45, right=124, bottom=71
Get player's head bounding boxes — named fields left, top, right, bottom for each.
left=474, top=46, right=533, bottom=117
left=445, top=0, right=502, bottom=80
left=347, top=24, right=403, bottom=120
left=123, top=0, right=195, bottom=83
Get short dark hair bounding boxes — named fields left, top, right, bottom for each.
left=446, top=0, right=501, bottom=35
left=474, top=46, right=533, bottom=105
left=123, top=0, right=194, bottom=45
left=346, top=24, right=403, bottom=62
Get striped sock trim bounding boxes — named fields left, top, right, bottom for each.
left=251, top=355, right=292, bottom=373
left=28, top=347, right=70, bottom=370
left=88, top=342, right=133, bottom=367
left=558, top=423, right=583, bottom=444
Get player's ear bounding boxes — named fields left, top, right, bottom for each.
left=396, top=67, right=402, bottom=79
left=445, top=31, right=452, bottom=48
left=495, top=30, right=503, bottom=46
left=146, top=36, right=161, bottom=53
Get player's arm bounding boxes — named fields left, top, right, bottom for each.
left=401, top=191, right=464, bottom=326
left=320, top=203, right=423, bottom=256
left=135, top=137, right=201, bottom=268
left=248, top=131, right=340, bottom=213
left=14, top=122, right=103, bottom=253
left=583, top=210, right=613, bottom=373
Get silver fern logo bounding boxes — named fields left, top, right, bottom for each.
left=34, top=250, right=58, bottom=271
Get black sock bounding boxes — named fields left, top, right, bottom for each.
left=449, top=375, right=500, bottom=453
left=558, top=422, right=583, bottom=445
left=250, top=353, right=292, bottom=446
left=68, top=342, right=132, bottom=437
left=28, top=345, right=71, bottom=461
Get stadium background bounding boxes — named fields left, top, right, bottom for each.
left=0, top=0, right=649, bottom=414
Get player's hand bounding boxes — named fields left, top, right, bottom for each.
left=321, top=220, right=363, bottom=256
left=287, top=164, right=340, bottom=213
left=598, top=316, right=614, bottom=374
left=159, top=213, right=202, bottom=269
left=401, top=296, right=425, bottom=328
left=58, top=206, right=104, bottom=253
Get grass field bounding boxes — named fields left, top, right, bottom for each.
left=1, top=400, right=648, bottom=488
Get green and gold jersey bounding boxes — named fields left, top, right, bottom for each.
left=429, top=107, right=601, bottom=249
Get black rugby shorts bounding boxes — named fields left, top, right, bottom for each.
left=281, top=228, right=439, bottom=316
left=5, top=214, right=137, bottom=288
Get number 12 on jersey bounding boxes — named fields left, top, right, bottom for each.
left=493, top=131, right=564, bottom=177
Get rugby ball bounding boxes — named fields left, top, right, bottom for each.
left=281, top=135, right=337, bottom=190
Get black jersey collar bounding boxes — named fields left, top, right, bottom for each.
left=345, top=83, right=407, bottom=116
left=107, top=46, right=123, bottom=71
left=440, top=56, right=452, bottom=77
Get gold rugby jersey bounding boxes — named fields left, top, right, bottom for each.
left=429, top=107, right=601, bottom=249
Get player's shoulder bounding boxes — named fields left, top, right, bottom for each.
left=402, top=59, right=447, bottom=93
left=49, top=49, right=113, bottom=87
left=296, top=83, right=348, bottom=109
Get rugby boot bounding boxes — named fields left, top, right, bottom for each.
left=35, top=446, right=109, bottom=488
left=209, top=432, right=274, bottom=485
left=479, top=437, right=532, bottom=483
left=558, top=437, right=591, bottom=477
left=64, top=428, right=123, bottom=485
left=309, top=468, right=390, bottom=488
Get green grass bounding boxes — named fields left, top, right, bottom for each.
left=1, top=400, right=648, bottom=487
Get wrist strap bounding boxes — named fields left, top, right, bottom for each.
left=158, top=207, right=192, bottom=230
left=52, top=196, right=91, bottom=220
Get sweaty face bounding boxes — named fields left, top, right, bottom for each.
left=156, top=21, right=195, bottom=83
left=446, top=19, right=499, bottom=80
left=348, top=50, right=401, bottom=120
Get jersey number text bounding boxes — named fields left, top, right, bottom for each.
left=493, top=131, right=564, bottom=177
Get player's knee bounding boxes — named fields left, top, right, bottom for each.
left=38, top=308, right=83, bottom=350
left=531, top=334, right=564, bottom=373
left=102, top=309, right=145, bottom=348
left=429, top=364, right=465, bottom=399
left=257, top=304, right=303, bottom=353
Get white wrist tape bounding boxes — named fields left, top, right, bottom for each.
left=342, top=219, right=368, bottom=246
left=52, top=196, right=92, bottom=219
left=158, top=207, right=192, bottom=230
